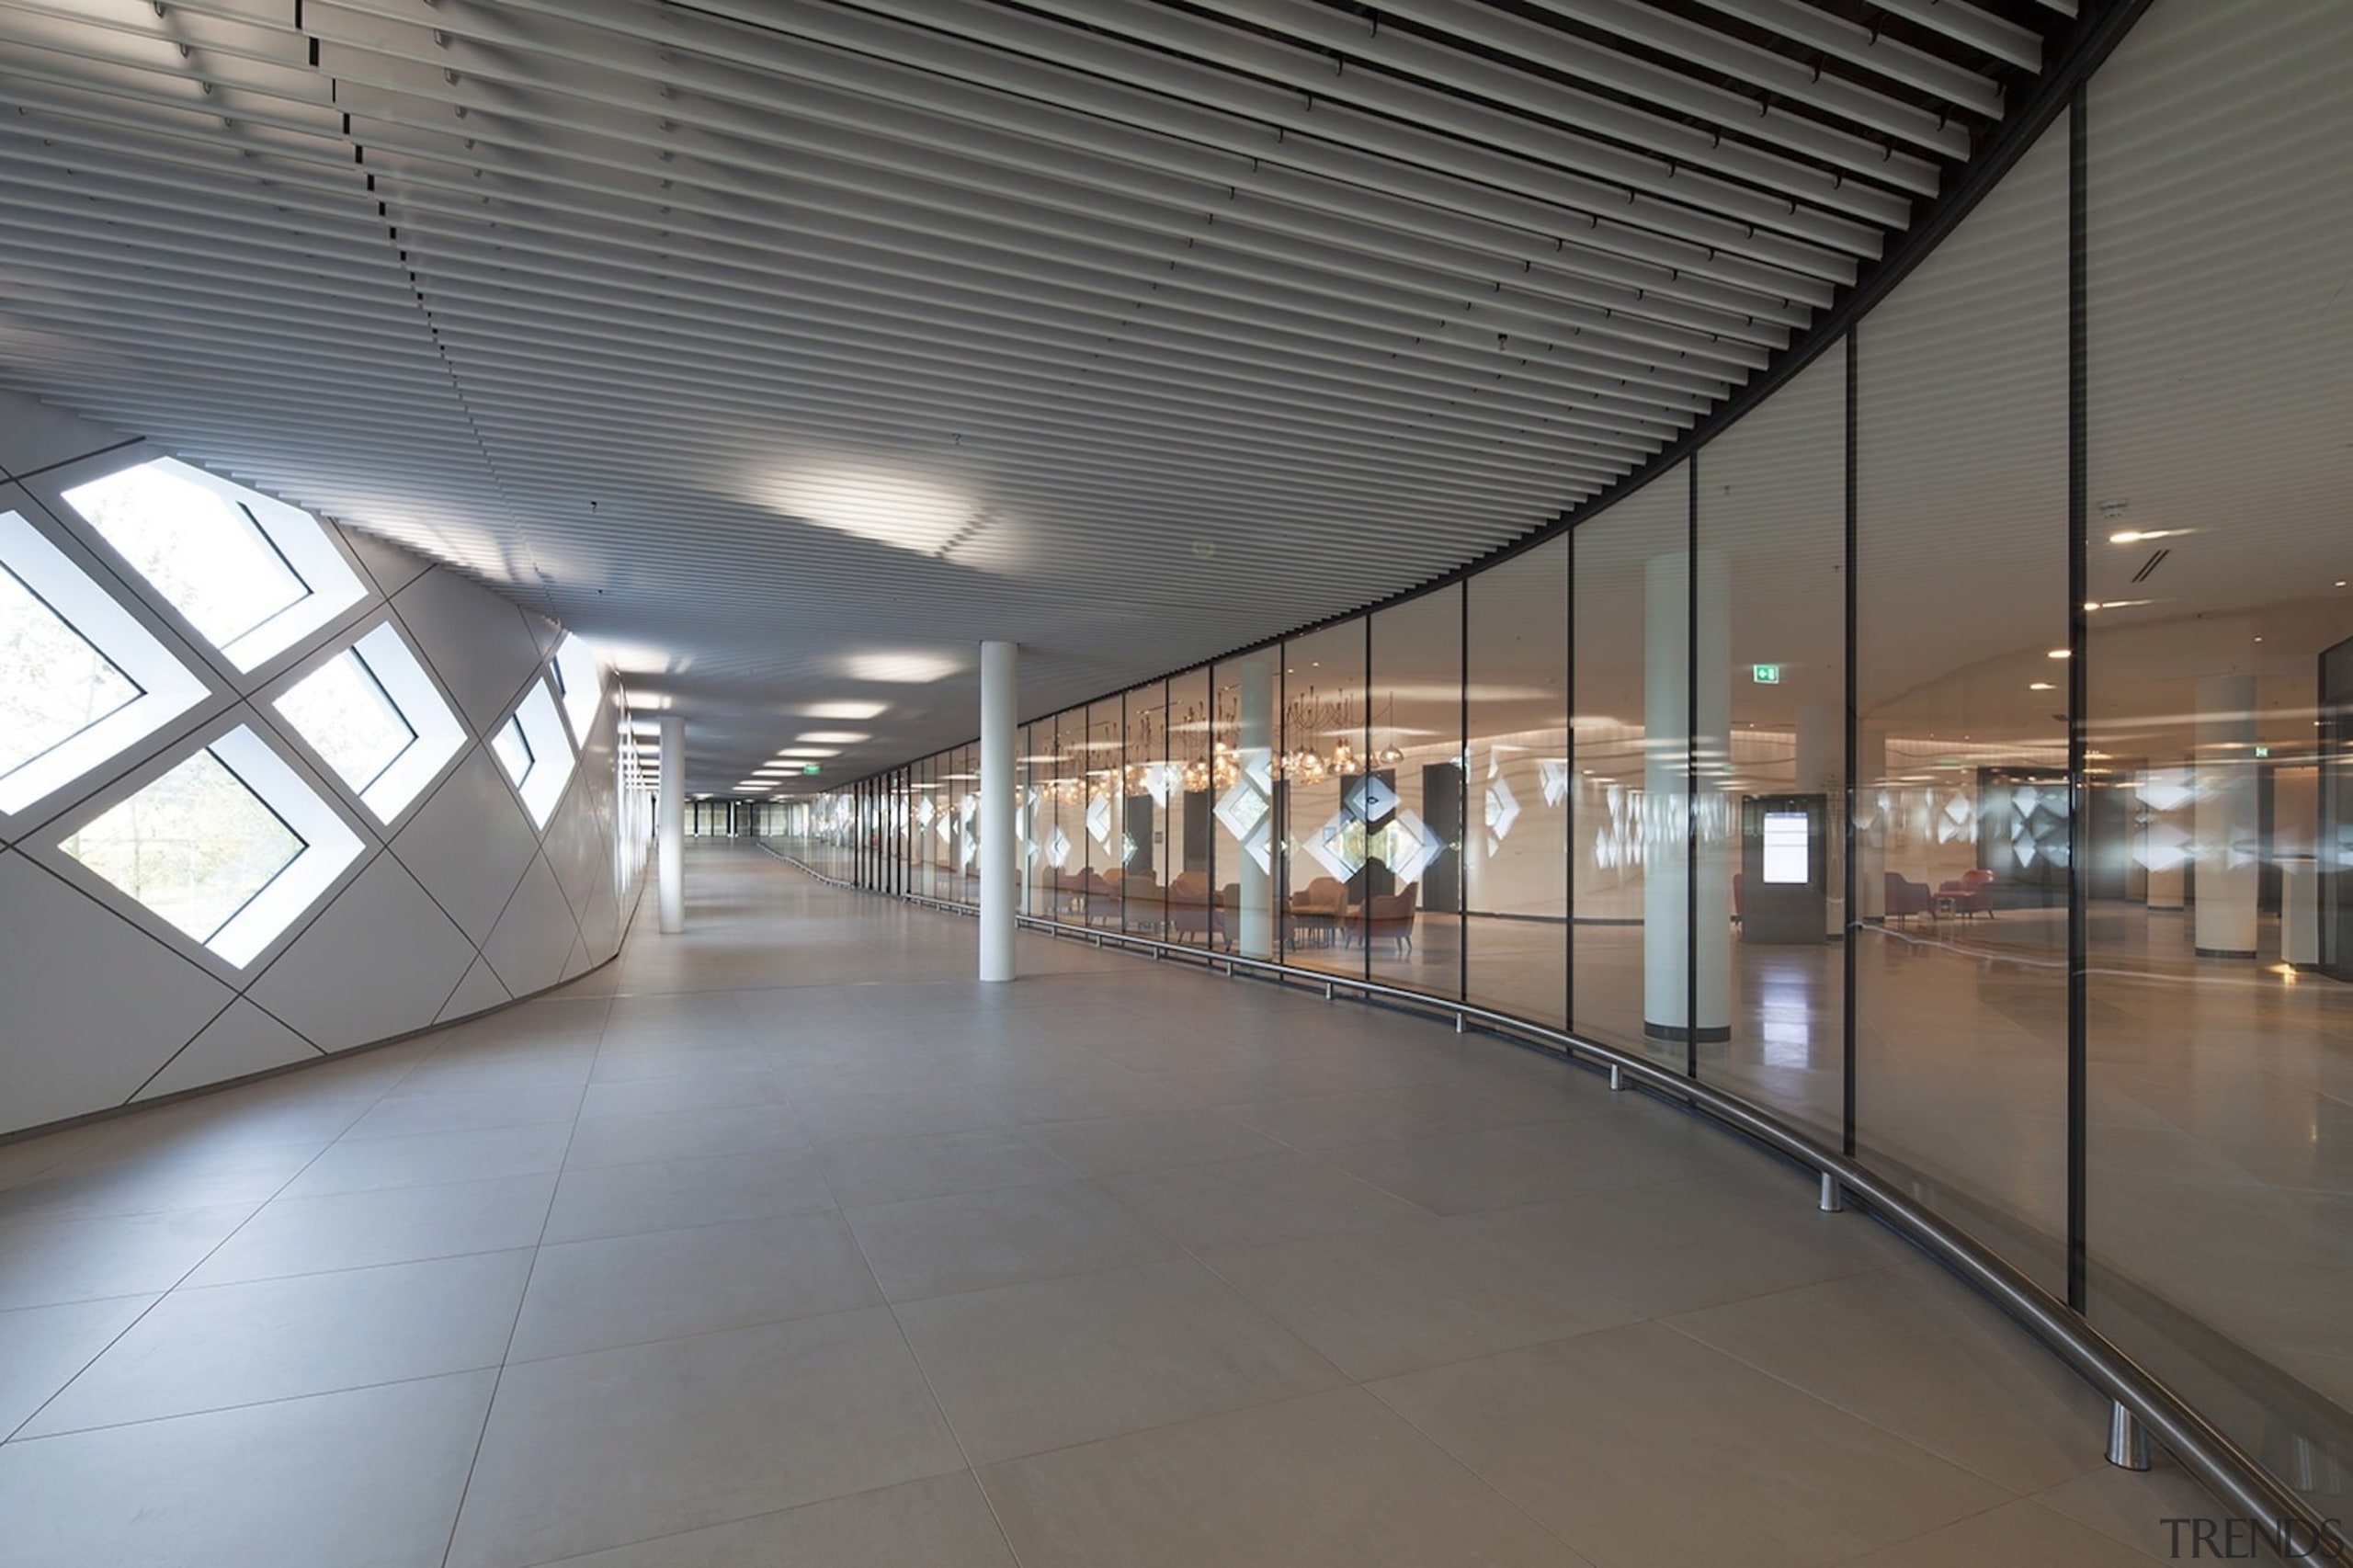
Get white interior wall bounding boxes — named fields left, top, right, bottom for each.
left=0, top=390, right=650, bottom=1138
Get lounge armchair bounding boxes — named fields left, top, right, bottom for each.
left=1344, top=884, right=1419, bottom=953
left=1936, top=869, right=1996, bottom=917
left=1289, top=876, right=1346, bottom=947
left=1884, top=872, right=1931, bottom=925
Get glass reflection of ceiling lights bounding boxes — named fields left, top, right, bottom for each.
left=62, top=458, right=367, bottom=672
left=0, top=509, right=210, bottom=817
left=57, top=725, right=364, bottom=967
left=272, top=622, right=465, bottom=823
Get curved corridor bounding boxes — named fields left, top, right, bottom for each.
left=0, top=845, right=2234, bottom=1566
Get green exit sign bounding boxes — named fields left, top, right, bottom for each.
left=1752, top=665, right=1780, bottom=685
left=802, top=764, right=822, bottom=775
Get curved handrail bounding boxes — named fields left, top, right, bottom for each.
left=756, top=842, right=2345, bottom=1563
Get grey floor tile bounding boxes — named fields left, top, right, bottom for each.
left=1104, top=1153, right=1434, bottom=1250
left=541, top=1146, right=832, bottom=1244
left=0, top=1202, right=259, bottom=1311
left=0, top=1370, right=495, bottom=1568
left=1840, top=1499, right=2164, bottom=1567
left=536, top=1472, right=1016, bottom=1568
left=1369, top=1322, right=2009, bottom=1568
left=1663, top=1269, right=2108, bottom=1494
left=792, top=1085, right=1020, bottom=1145
left=1198, top=1215, right=1641, bottom=1380
left=344, top=1083, right=585, bottom=1140
left=22, top=1249, right=533, bottom=1436
left=0, top=1140, right=320, bottom=1227
left=978, top=1386, right=1587, bottom=1568
left=2034, top=1458, right=2247, bottom=1564
left=576, top=1070, right=787, bottom=1122
left=278, top=1121, right=575, bottom=1199
left=1028, top=1108, right=1291, bottom=1176
left=844, top=1179, right=1180, bottom=1301
left=447, top=1308, right=962, bottom=1568
left=0, top=1294, right=156, bottom=1437
left=509, top=1211, right=881, bottom=1360
left=895, top=1256, right=1347, bottom=1464
left=561, top=1103, right=804, bottom=1170
left=815, top=1127, right=1075, bottom=1208
left=181, top=1173, right=556, bottom=1287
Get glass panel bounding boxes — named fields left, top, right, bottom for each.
left=1572, top=464, right=1690, bottom=1063
left=1278, top=620, right=1366, bottom=979
left=553, top=634, right=602, bottom=743
left=1699, top=349, right=1847, bottom=1138
left=1467, top=537, right=1569, bottom=1028
left=62, top=747, right=303, bottom=942
left=1212, top=654, right=1279, bottom=962
left=1040, top=710, right=1081, bottom=922
left=1122, top=682, right=1166, bottom=938
left=491, top=714, right=533, bottom=787
left=65, top=460, right=308, bottom=650
left=0, top=561, right=141, bottom=778
left=1166, top=665, right=1219, bottom=949
left=1367, top=585, right=1462, bottom=997
left=1857, top=113, right=2070, bottom=1290
left=1082, top=701, right=1121, bottom=915
left=2086, top=0, right=2353, bottom=1497
left=275, top=647, right=415, bottom=795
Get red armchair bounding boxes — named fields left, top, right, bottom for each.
left=1936, top=869, right=1996, bottom=918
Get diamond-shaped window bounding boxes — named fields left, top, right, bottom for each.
left=273, top=621, right=466, bottom=823
left=491, top=676, right=574, bottom=827
left=63, top=458, right=368, bottom=672
left=57, top=726, right=364, bottom=967
left=551, top=632, right=603, bottom=744
left=0, top=508, right=210, bottom=817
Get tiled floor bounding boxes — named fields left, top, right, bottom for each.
left=0, top=843, right=2241, bottom=1566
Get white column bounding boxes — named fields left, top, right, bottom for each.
left=980, top=641, right=1018, bottom=983
left=2141, top=763, right=2191, bottom=912
left=1236, top=655, right=1277, bottom=960
left=1643, top=551, right=1731, bottom=1044
left=657, top=715, right=685, bottom=935
left=2193, top=675, right=2258, bottom=959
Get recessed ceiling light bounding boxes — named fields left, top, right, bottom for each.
left=842, top=651, right=961, bottom=684
left=802, top=701, right=887, bottom=721
left=2109, top=528, right=2188, bottom=544
left=2029, top=682, right=2055, bottom=691
left=2047, top=648, right=2072, bottom=659
left=774, top=747, right=839, bottom=758
left=797, top=731, right=870, bottom=744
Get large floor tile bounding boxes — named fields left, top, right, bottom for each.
left=181, top=1173, right=556, bottom=1286
left=278, top=1120, right=575, bottom=1199
left=538, top=1472, right=1017, bottom=1568
left=895, top=1256, right=1346, bottom=1464
left=1369, top=1322, right=2009, bottom=1568
left=22, top=1249, right=532, bottom=1436
left=561, top=1103, right=804, bottom=1170
left=815, top=1127, right=1075, bottom=1207
left=792, top=1085, right=1020, bottom=1145
left=1840, top=1499, right=2163, bottom=1567
left=1199, top=1215, right=1640, bottom=1381
left=0, top=1140, right=320, bottom=1227
left=1104, top=1153, right=1434, bottom=1250
left=2034, top=1458, right=2248, bottom=1563
left=0, top=1293, right=156, bottom=1437
left=447, top=1308, right=963, bottom=1568
left=0, top=1370, right=495, bottom=1568
left=1028, top=1108, right=1291, bottom=1176
left=1663, top=1269, right=2108, bottom=1494
left=576, top=1070, right=787, bottom=1122
left=541, top=1146, right=832, bottom=1244
left=344, top=1083, right=585, bottom=1141
left=509, top=1211, right=881, bottom=1360
left=844, top=1179, right=1179, bottom=1301
left=0, top=1202, right=258, bottom=1311
left=977, top=1386, right=1586, bottom=1568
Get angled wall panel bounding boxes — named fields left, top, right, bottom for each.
left=0, top=851, right=239, bottom=1130
left=244, top=853, right=481, bottom=1052
left=391, top=750, right=542, bottom=945
left=480, top=853, right=579, bottom=998
left=390, top=567, right=548, bottom=734
left=436, top=957, right=515, bottom=1025
left=335, top=524, right=434, bottom=598
left=135, top=1001, right=322, bottom=1103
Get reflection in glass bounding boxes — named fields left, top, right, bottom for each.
left=1367, top=586, right=1463, bottom=996
left=1279, top=622, right=1365, bottom=978
left=1467, top=537, right=1570, bottom=1027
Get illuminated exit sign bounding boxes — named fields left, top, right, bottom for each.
left=802, top=764, right=822, bottom=775
left=1752, top=665, right=1781, bottom=685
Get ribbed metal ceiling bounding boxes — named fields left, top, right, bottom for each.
left=0, top=0, right=2072, bottom=790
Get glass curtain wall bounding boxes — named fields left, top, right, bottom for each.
left=795, top=0, right=2353, bottom=1508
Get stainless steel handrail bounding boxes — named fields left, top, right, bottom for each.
left=756, top=844, right=2340, bottom=1561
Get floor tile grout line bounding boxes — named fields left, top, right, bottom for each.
left=431, top=1001, right=608, bottom=1568
left=6, top=1359, right=515, bottom=1448
left=1353, top=1374, right=1616, bottom=1567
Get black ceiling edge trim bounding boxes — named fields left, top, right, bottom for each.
left=832, top=0, right=2154, bottom=789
